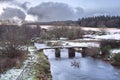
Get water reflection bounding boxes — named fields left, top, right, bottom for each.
left=43, top=48, right=120, bottom=80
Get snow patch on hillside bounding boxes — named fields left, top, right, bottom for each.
left=64, top=41, right=99, bottom=47
left=94, top=34, right=120, bottom=40
left=110, top=49, right=120, bottom=54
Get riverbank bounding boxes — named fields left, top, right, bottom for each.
left=0, top=45, right=52, bottom=80
left=33, top=51, right=52, bottom=80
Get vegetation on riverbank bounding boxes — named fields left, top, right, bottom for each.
left=0, top=49, right=28, bottom=73
left=0, top=24, right=41, bottom=74
left=33, top=51, right=52, bottom=80
left=111, top=53, right=120, bottom=67
left=99, top=40, right=120, bottom=67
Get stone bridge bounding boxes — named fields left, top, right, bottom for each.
left=37, top=46, right=89, bottom=58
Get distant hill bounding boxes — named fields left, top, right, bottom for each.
left=24, top=16, right=120, bottom=28
left=24, top=20, right=79, bottom=26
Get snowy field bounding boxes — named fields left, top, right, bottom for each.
left=66, top=27, right=120, bottom=54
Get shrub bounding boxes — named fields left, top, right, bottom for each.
left=100, top=40, right=113, bottom=58
left=101, top=45, right=111, bottom=53
left=100, top=40, right=120, bottom=59
left=0, top=49, right=27, bottom=73
left=113, top=53, right=120, bottom=62
left=100, top=40, right=120, bottom=49
left=84, top=47, right=100, bottom=58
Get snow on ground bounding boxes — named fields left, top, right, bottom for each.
left=0, top=69, right=22, bottom=80
left=64, top=27, right=120, bottom=54
left=93, top=34, right=120, bottom=40
left=105, top=28, right=120, bottom=34
left=40, top=25, right=53, bottom=29
left=82, top=27, right=120, bottom=40
left=82, top=27, right=120, bottom=34
left=63, top=41, right=100, bottom=47
left=76, top=38, right=99, bottom=41
left=34, top=43, right=48, bottom=50
left=82, top=27, right=100, bottom=31
left=0, top=46, right=37, bottom=80
left=84, top=33, right=120, bottom=40
left=110, top=49, right=120, bottom=54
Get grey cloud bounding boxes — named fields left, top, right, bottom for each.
left=0, top=0, right=28, bottom=20
left=0, top=8, right=26, bottom=20
left=2, top=1, right=120, bottom=22
left=28, top=2, right=84, bottom=22
left=21, top=2, right=31, bottom=10
left=0, top=1, right=84, bottom=22
left=82, top=7, right=120, bottom=18
left=75, top=7, right=84, bottom=18
left=0, top=0, right=14, bottom=2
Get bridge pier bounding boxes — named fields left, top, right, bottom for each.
left=68, top=48, right=75, bottom=58
left=55, top=48, right=61, bottom=58
left=81, top=47, right=87, bottom=57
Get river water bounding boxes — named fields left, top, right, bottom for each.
left=35, top=43, right=120, bottom=80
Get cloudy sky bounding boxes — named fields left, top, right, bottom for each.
left=17, top=0, right=120, bottom=9
left=0, top=0, right=120, bottom=22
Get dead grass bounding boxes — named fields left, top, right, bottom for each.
left=0, top=50, right=27, bottom=73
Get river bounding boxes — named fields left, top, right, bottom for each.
left=35, top=43, right=120, bottom=80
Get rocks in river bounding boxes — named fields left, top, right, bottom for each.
left=71, top=60, right=80, bottom=68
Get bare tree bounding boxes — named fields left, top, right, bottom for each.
left=0, top=25, right=39, bottom=56
left=48, top=26, right=83, bottom=40
left=48, top=26, right=68, bottom=39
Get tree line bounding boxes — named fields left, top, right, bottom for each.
left=78, top=16, right=120, bottom=28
